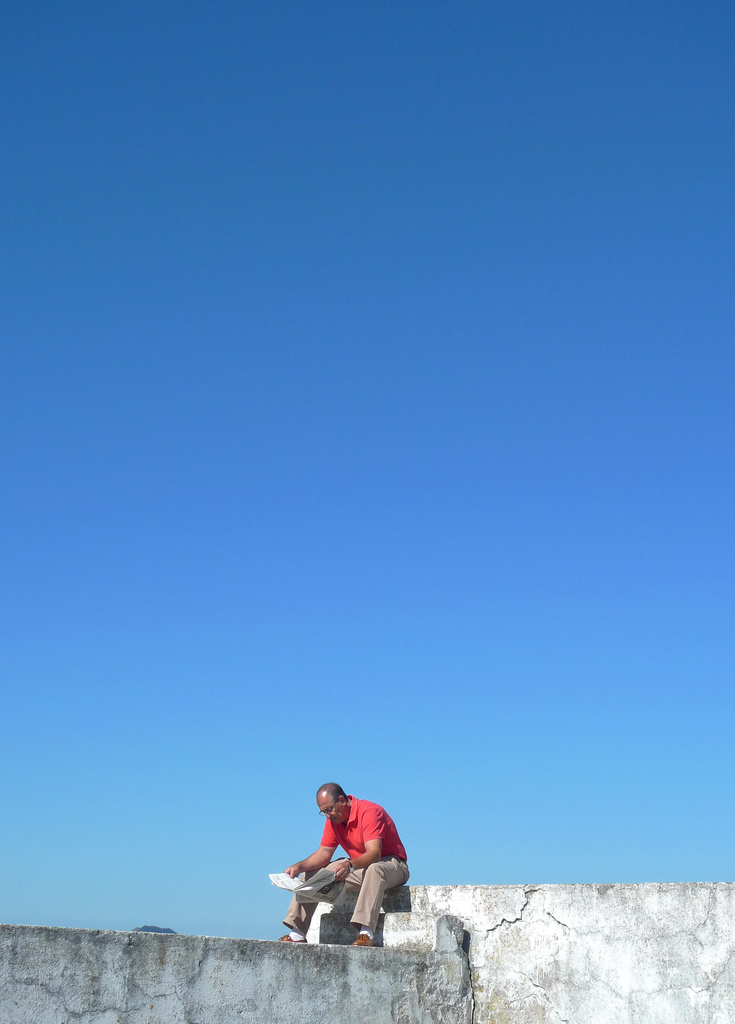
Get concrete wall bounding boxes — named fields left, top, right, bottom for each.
left=0, top=920, right=471, bottom=1024
left=4, top=883, right=735, bottom=1023
left=311, top=882, right=735, bottom=1024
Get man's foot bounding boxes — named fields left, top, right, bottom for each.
left=352, top=933, right=374, bottom=947
left=279, top=934, right=306, bottom=942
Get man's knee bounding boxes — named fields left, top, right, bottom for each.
left=364, top=860, right=390, bottom=882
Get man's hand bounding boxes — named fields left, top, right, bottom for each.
left=331, top=858, right=351, bottom=882
left=284, top=846, right=336, bottom=878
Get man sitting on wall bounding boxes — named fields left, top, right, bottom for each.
left=279, top=783, right=409, bottom=947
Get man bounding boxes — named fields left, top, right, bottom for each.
left=279, top=783, right=409, bottom=947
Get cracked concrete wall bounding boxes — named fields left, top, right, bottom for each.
left=311, top=882, right=735, bottom=1024
left=5, top=883, right=735, bottom=1023
left=0, top=922, right=472, bottom=1024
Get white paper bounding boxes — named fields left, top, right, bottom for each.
left=268, top=868, right=346, bottom=906
left=269, top=872, right=301, bottom=892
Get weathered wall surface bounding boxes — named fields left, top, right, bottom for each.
left=312, top=882, right=735, bottom=1024
left=5, top=883, right=735, bottom=1024
left=0, top=920, right=471, bottom=1024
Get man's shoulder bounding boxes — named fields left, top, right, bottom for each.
left=354, top=798, right=389, bottom=818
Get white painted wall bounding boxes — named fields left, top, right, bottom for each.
left=312, top=882, right=735, bottom=1023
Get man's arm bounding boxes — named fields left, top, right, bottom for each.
left=284, top=845, right=336, bottom=878
left=330, top=838, right=383, bottom=881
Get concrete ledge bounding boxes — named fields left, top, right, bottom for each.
left=0, top=922, right=472, bottom=1024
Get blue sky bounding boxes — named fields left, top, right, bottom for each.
left=2, top=0, right=734, bottom=940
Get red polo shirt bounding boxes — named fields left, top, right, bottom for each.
left=321, top=796, right=407, bottom=862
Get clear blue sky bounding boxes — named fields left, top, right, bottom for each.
left=2, top=0, right=734, bottom=940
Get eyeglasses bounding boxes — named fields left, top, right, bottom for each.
left=319, top=799, right=342, bottom=817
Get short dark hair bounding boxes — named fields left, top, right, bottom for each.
left=317, top=782, right=346, bottom=802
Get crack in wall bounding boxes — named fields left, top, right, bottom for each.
left=485, top=887, right=540, bottom=934
left=514, top=970, right=570, bottom=1024
left=707, top=947, right=735, bottom=988
left=691, top=887, right=717, bottom=943
left=546, top=912, right=571, bottom=934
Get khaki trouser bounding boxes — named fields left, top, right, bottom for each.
left=283, top=856, right=410, bottom=937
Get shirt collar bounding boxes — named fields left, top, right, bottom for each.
left=345, top=795, right=358, bottom=826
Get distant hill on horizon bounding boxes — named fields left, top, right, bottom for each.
left=132, top=925, right=177, bottom=934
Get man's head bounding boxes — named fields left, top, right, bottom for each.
left=316, top=782, right=349, bottom=824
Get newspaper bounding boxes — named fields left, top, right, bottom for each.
left=269, top=868, right=346, bottom=906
